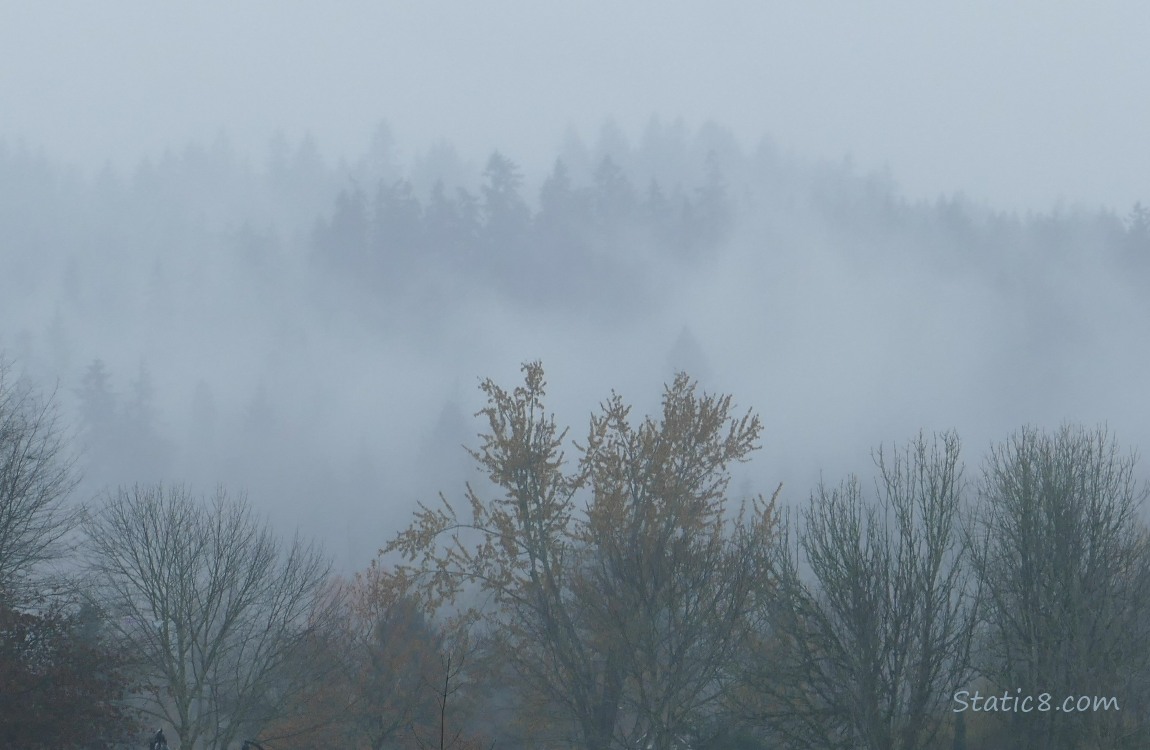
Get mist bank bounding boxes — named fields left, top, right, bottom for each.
left=2, top=119, right=1148, bottom=569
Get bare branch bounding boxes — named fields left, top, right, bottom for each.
left=0, top=359, right=80, bottom=603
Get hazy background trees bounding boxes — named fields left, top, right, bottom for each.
left=6, top=339, right=1150, bottom=748
left=4, top=112, right=1150, bottom=748
left=4, top=118, right=1149, bottom=572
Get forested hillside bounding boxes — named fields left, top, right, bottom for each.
left=3, top=120, right=1149, bottom=566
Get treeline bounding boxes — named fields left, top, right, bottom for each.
left=0, top=356, right=338, bottom=749
left=362, top=363, right=1150, bottom=750
left=6, top=357, right=1150, bottom=749
left=59, top=355, right=390, bottom=563
left=310, top=149, right=734, bottom=304
left=6, top=120, right=1150, bottom=336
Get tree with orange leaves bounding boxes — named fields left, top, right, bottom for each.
left=259, top=572, right=447, bottom=750
left=380, top=362, right=778, bottom=750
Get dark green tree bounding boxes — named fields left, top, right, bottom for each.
left=76, top=359, right=116, bottom=441
left=372, top=178, right=424, bottom=261
left=691, top=150, right=733, bottom=250
left=1125, top=202, right=1150, bottom=258
left=0, top=597, right=137, bottom=748
left=590, top=155, right=637, bottom=237
left=314, top=186, right=371, bottom=273
left=479, top=151, right=530, bottom=255
left=643, top=180, right=686, bottom=255
left=537, top=159, right=590, bottom=237
left=534, top=159, right=592, bottom=292
left=121, top=362, right=171, bottom=482
left=425, top=180, right=474, bottom=258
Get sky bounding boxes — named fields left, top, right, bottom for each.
left=2, top=1, right=1148, bottom=214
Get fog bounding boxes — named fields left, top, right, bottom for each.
left=5, top=2, right=1150, bottom=210
left=2, top=3, right=1149, bottom=572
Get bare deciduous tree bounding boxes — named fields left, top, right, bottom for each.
left=0, top=359, right=79, bottom=602
left=412, top=623, right=492, bottom=750
left=746, top=431, right=978, bottom=750
left=83, top=483, right=333, bottom=750
left=969, top=425, right=1150, bottom=750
